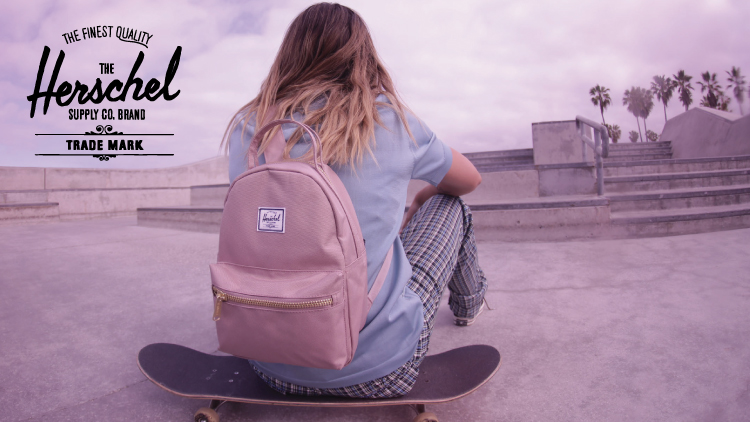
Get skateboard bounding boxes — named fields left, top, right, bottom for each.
left=138, top=343, right=501, bottom=422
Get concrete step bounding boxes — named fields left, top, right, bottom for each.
left=138, top=195, right=610, bottom=241
left=609, top=141, right=671, bottom=150
left=137, top=206, right=223, bottom=233
left=604, top=155, right=750, bottom=177
left=468, top=196, right=608, bottom=210
left=610, top=202, right=750, bottom=238
left=190, top=184, right=229, bottom=207
left=470, top=196, right=610, bottom=241
left=608, top=184, right=750, bottom=212
left=0, top=190, right=48, bottom=205
left=468, top=156, right=534, bottom=166
left=465, top=149, right=534, bottom=171
left=474, top=163, right=536, bottom=172
left=605, top=169, right=750, bottom=192
left=0, top=202, right=60, bottom=224
left=604, top=154, right=673, bottom=162
left=136, top=191, right=750, bottom=241
left=607, top=147, right=672, bottom=156
left=463, top=149, right=533, bottom=159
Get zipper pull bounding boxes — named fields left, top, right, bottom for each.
left=213, top=290, right=227, bottom=321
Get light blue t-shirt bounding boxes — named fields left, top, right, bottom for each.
left=227, top=98, right=453, bottom=388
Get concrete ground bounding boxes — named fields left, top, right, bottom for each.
left=1, top=217, right=749, bottom=422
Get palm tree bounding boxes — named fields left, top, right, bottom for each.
left=612, top=124, right=621, bottom=143
left=673, top=70, right=694, bottom=111
left=651, top=75, right=677, bottom=121
left=698, top=71, right=722, bottom=108
left=717, top=92, right=731, bottom=112
left=605, top=124, right=621, bottom=143
left=589, top=85, right=612, bottom=125
left=726, top=66, right=746, bottom=115
left=623, top=87, right=644, bottom=142
left=623, top=87, right=652, bottom=142
left=640, top=88, right=654, bottom=136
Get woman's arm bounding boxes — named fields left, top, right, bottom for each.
left=401, top=148, right=481, bottom=232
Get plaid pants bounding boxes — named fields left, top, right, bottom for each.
left=254, top=194, right=487, bottom=398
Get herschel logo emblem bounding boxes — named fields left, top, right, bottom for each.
left=257, top=207, right=285, bottom=233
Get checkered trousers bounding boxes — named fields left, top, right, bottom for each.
left=253, top=194, right=488, bottom=398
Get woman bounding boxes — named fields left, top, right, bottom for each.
left=222, top=3, right=487, bottom=399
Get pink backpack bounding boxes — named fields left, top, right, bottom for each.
left=210, top=119, right=392, bottom=370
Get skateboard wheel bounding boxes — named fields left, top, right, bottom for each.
left=194, top=407, right=220, bottom=422
left=413, top=411, right=439, bottom=422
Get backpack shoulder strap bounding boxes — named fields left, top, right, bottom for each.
left=368, top=245, right=394, bottom=303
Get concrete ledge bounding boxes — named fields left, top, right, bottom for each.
left=604, top=155, right=750, bottom=177
left=610, top=140, right=671, bottom=148
left=608, top=185, right=750, bottom=212
left=604, top=154, right=750, bottom=168
left=0, top=202, right=58, bottom=208
left=608, top=184, right=750, bottom=202
left=0, top=190, right=48, bottom=204
left=473, top=205, right=610, bottom=242
left=0, top=156, right=229, bottom=190
left=609, top=204, right=750, bottom=238
left=0, top=186, right=191, bottom=221
left=608, top=147, right=672, bottom=155
left=48, top=187, right=190, bottom=219
left=605, top=169, right=750, bottom=192
left=470, top=196, right=607, bottom=210
left=610, top=141, right=671, bottom=147
left=461, top=170, right=540, bottom=202
left=464, top=149, right=535, bottom=172
left=464, top=149, right=533, bottom=159
left=0, top=202, right=60, bottom=224
left=138, top=206, right=223, bottom=212
left=473, top=163, right=537, bottom=172
left=612, top=203, right=750, bottom=224
left=604, top=154, right=673, bottom=161
left=606, top=168, right=750, bottom=183
left=538, top=166, right=596, bottom=196
left=191, top=184, right=230, bottom=207
left=536, top=162, right=592, bottom=170
left=137, top=207, right=223, bottom=233
left=407, top=170, right=540, bottom=205
left=0, top=167, right=45, bottom=190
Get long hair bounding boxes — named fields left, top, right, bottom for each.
left=221, top=2, right=413, bottom=167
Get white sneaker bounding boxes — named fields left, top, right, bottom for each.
left=454, top=301, right=485, bottom=326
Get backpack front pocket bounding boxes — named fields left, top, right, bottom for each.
left=209, top=263, right=353, bottom=369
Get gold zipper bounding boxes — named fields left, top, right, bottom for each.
left=212, top=287, right=333, bottom=321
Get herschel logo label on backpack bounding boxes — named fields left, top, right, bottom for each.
left=257, top=207, right=285, bottom=233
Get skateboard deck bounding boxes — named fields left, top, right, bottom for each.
left=138, top=343, right=501, bottom=422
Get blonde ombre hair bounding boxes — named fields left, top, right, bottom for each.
left=222, top=2, right=413, bottom=167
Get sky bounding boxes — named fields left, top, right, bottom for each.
left=0, top=0, right=748, bottom=169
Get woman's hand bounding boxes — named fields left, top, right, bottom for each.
left=400, top=148, right=482, bottom=233
left=401, top=185, right=440, bottom=233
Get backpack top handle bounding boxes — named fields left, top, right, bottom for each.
left=248, top=119, right=324, bottom=171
